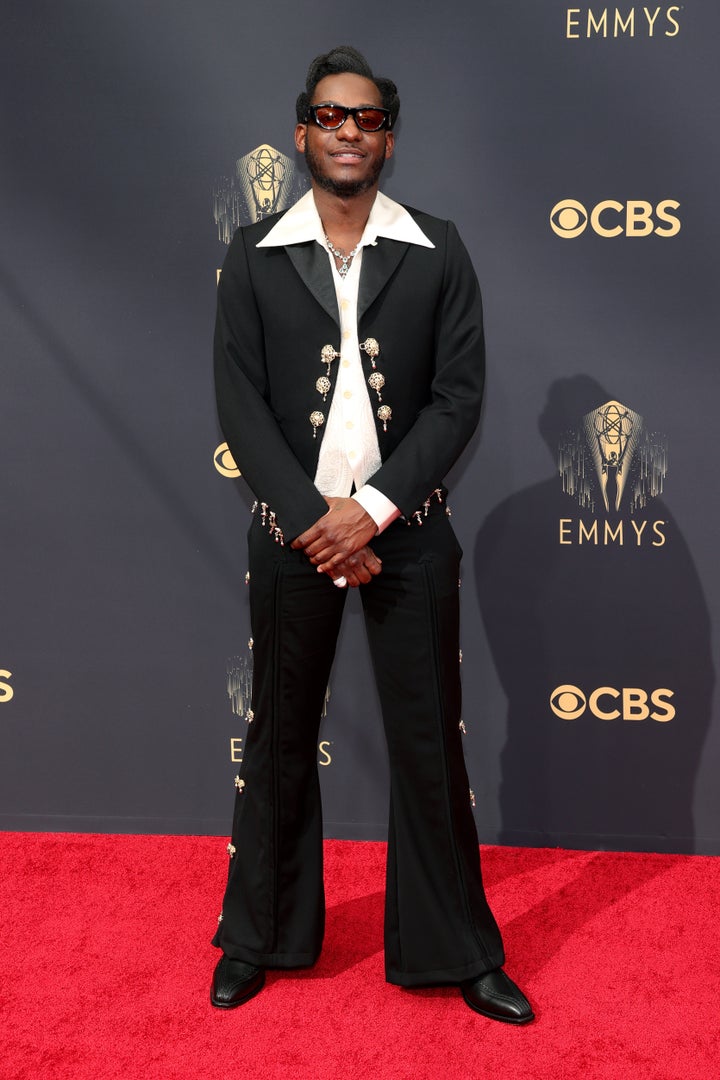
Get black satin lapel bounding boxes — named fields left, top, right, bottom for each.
left=358, top=239, right=410, bottom=320
left=285, top=243, right=339, bottom=327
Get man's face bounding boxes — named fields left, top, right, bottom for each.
left=295, top=72, right=394, bottom=198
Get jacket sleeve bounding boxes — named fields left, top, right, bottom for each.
left=365, top=220, right=485, bottom=516
left=214, top=229, right=329, bottom=541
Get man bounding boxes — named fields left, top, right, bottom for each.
left=211, top=45, right=533, bottom=1024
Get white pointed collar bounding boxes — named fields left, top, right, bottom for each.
left=256, top=190, right=435, bottom=250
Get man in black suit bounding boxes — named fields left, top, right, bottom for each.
left=210, top=45, right=533, bottom=1024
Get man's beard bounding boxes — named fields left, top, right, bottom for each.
left=304, top=143, right=386, bottom=197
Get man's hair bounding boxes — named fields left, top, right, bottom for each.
left=295, top=45, right=400, bottom=129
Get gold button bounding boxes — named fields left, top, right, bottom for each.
left=342, top=329, right=351, bottom=339
left=349, top=450, right=357, bottom=459
left=346, top=421, right=354, bottom=430
left=343, top=390, right=352, bottom=399
left=341, top=298, right=350, bottom=310
left=342, top=359, right=350, bottom=368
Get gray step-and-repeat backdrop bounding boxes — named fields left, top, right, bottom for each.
left=2, top=2, right=718, bottom=853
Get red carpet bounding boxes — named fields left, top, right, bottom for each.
left=2, top=834, right=719, bottom=1079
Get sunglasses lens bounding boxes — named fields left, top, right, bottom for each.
left=355, top=109, right=387, bottom=131
left=311, top=106, right=389, bottom=131
left=313, top=106, right=346, bottom=128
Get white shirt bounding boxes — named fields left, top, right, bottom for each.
left=257, top=190, right=434, bottom=533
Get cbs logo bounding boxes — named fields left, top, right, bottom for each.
left=213, top=442, right=240, bottom=478
left=550, top=684, right=675, bottom=722
left=550, top=199, right=680, bottom=238
left=0, top=669, right=14, bottom=703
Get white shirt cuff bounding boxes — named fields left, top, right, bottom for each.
left=353, top=485, right=402, bottom=534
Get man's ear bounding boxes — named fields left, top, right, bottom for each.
left=384, top=131, right=395, bottom=160
left=295, top=123, right=307, bottom=153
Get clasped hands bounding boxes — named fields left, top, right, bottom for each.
left=290, top=497, right=382, bottom=587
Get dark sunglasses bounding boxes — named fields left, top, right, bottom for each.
left=305, top=103, right=392, bottom=132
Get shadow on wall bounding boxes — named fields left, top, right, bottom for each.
left=473, top=375, right=715, bottom=854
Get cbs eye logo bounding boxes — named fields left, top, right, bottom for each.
left=550, top=199, right=589, bottom=239
left=213, top=442, right=241, bottom=478
left=550, top=199, right=681, bottom=238
left=550, top=684, right=675, bottom=722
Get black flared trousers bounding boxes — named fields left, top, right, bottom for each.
left=213, top=504, right=504, bottom=986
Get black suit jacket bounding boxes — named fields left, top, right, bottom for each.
left=214, top=204, right=485, bottom=542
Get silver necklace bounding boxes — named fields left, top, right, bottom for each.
left=325, top=235, right=360, bottom=278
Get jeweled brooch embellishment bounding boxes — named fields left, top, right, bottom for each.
left=316, top=376, right=331, bottom=401
left=377, top=404, right=392, bottom=432
left=320, top=344, right=340, bottom=375
left=368, top=372, right=385, bottom=401
left=310, top=410, right=325, bottom=438
left=360, top=338, right=380, bottom=369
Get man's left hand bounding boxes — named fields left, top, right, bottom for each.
left=330, top=545, right=383, bottom=587
left=291, top=497, right=378, bottom=573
